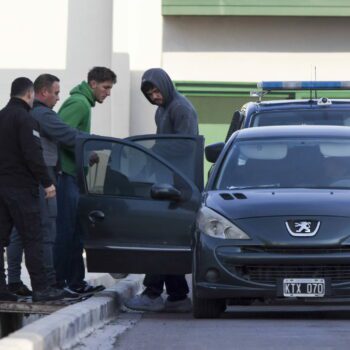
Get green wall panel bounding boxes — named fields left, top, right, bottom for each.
left=163, top=0, right=350, bottom=16
left=199, top=123, right=228, bottom=179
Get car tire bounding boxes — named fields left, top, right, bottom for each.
left=192, top=293, right=226, bottom=319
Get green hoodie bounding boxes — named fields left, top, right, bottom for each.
left=59, top=81, right=95, bottom=176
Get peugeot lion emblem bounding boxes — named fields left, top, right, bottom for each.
left=285, top=220, right=320, bottom=237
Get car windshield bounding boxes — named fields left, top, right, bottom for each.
left=215, top=137, right=350, bottom=190
left=252, top=110, right=350, bottom=127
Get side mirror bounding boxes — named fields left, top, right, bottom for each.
left=151, top=184, right=182, bottom=201
left=205, top=142, right=225, bottom=163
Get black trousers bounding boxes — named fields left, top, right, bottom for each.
left=0, top=187, right=47, bottom=291
left=143, top=274, right=189, bottom=301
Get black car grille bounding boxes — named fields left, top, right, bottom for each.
left=231, top=265, right=350, bottom=285
left=241, top=247, right=350, bottom=254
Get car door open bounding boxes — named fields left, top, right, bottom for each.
left=75, top=135, right=203, bottom=274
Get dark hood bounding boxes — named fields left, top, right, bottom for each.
left=141, top=68, right=175, bottom=106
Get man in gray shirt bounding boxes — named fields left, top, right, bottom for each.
left=7, top=74, right=85, bottom=298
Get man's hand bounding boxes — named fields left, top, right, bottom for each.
left=89, top=152, right=100, bottom=166
left=44, top=184, right=56, bottom=198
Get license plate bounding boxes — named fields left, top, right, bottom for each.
left=283, top=278, right=325, bottom=297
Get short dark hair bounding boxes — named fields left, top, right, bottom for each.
left=87, top=67, right=117, bottom=84
left=142, top=81, right=155, bottom=93
left=10, top=77, right=34, bottom=97
left=34, top=74, right=60, bottom=93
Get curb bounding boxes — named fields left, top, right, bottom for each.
left=0, top=274, right=142, bottom=350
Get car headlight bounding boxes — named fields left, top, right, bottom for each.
left=197, top=206, right=250, bottom=240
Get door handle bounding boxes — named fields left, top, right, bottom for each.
left=88, top=210, right=105, bottom=223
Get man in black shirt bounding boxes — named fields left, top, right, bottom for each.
left=0, top=77, right=64, bottom=301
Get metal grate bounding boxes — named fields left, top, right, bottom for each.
left=231, top=264, right=350, bottom=285
left=241, top=247, right=350, bottom=254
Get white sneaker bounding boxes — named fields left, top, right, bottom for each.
left=164, top=297, right=192, bottom=312
left=124, top=294, right=164, bottom=312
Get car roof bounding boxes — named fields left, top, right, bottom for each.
left=245, top=99, right=350, bottom=113
left=259, top=99, right=350, bottom=106
left=235, top=125, right=350, bottom=140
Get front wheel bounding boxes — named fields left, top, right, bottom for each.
left=192, top=288, right=226, bottom=319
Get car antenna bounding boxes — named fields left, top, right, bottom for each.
left=314, top=66, right=318, bottom=100
left=309, top=66, right=313, bottom=101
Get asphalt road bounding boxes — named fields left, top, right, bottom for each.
left=75, top=304, right=350, bottom=350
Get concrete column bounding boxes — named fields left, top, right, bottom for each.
left=111, top=52, right=130, bottom=138
left=113, top=0, right=163, bottom=136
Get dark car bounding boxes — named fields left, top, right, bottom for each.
left=226, top=81, right=350, bottom=142
left=197, top=125, right=350, bottom=317
left=76, top=126, right=350, bottom=318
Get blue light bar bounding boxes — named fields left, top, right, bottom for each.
left=258, top=81, right=350, bottom=90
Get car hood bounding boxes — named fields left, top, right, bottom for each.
left=205, top=189, right=350, bottom=220
left=205, top=189, right=350, bottom=245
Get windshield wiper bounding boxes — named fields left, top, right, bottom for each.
left=227, top=184, right=280, bottom=190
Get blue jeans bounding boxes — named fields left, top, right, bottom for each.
left=7, top=186, right=57, bottom=286
left=54, top=173, right=85, bottom=289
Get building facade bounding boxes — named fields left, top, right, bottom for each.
left=1, top=0, right=350, bottom=144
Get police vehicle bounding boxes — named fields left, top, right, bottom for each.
left=225, top=81, right=350, bottom=141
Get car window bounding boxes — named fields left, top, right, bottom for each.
left=215, top=138, right=350, bottom=190
left=83, top=140, right=180, bottom=198
left=251, top=110, right=350, bottom=127
left=129, top=138, right=197, bottom=184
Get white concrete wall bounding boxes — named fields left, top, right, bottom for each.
left=162, top=16, right=350, bottom=82
left=0, top=0, right=163, bottom=138
left=113, top=0, right=163, bottom=136
left=0, top=0, right=114, bottom=136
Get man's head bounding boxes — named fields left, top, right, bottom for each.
left=140, top=68, right=174, bottom=107
left=11, top=77, right=35, bottom=108
left=34, top=74, right=60, bottom=109
left=142, top=82, right=164, bottom=106
left=87, top=67, right=117, bottom=103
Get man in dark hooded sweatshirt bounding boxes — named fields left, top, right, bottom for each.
left=125, top=68, right=198, bottom=312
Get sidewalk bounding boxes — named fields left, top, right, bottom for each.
left=0, top=265, right=142, bottom=350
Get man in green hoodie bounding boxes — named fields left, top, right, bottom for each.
left=55, top=67, right=116, bottom=293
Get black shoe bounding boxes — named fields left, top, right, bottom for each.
left=69, top=283, right=105, bottom=294
left=32, top=287, right=65, bottom=302
left=51, top=282, right=67, bottom=289
left=8, top=282, right=32, bottom=297
left=60, top=287, right=81, bottom=300
left=0, top=290, right=18, bottom=301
